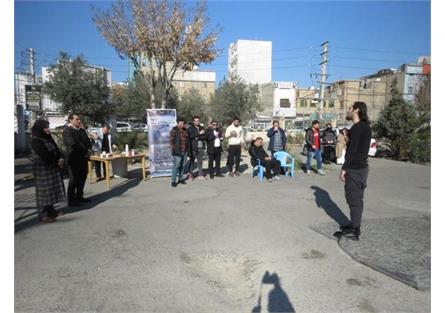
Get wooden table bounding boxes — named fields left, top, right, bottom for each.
left=88, top=153, right=147, bottom=190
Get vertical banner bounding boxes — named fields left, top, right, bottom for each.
left=147, top=109, right=177, bottom=177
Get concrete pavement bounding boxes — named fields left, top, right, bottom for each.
left=15, top=155, right=430, bottom=312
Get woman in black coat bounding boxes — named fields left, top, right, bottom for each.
left=30, top=120, right=66, bottom=223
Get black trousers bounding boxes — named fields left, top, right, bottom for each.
left=227, top=144, right=241, bottom=172
left=67, top=160, right=88, bottom=202
left=323, top=145, right=335, bottom=163
left=208, top=147, right=222, bottom=175
left=260, top=159, right=281, bottom=179
left=94, top=161, right=107, bottom=178
left=345, top=167, right=369, bottom=228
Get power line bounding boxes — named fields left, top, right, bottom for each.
left=331, top=45, right=429, bottom=56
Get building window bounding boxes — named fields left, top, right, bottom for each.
left=310, top=101, right=316, bottom=108
left=329, top=100, right=335, bottom=108
left=280, top=99, right=290, bottom=108
left=300, top=99, right=306, bottom=107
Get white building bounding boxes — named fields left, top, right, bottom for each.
left=252, top=81, right=297, bottom=129
left=228, top=39, right=272, bottom=84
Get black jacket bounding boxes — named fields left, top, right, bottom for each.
left=63, top=126, right=90, bottom=165
left=248, top=143, right=269, bottom=167
left=321, top=128, right=337, bottom=146
left=31, top=135, right=63, bottom=166
left=305, top=127, right=323, bottom=152
left=203, top=127, right=224, bottom=153
left=188, top=124, right=207, bottom=152
left=342, top=121, right=371, bottom=170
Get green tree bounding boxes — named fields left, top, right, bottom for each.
left=374, top=78, right=419, bottom=161
left=408, top=73, right=431, bottom=164
left=210, top=77, right=261, bottom=125
left=43, top=52, right=112, bottom=124
left=176, top=88, right=207, bottom=123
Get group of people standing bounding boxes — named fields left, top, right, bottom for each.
left=29, top=102, right=371, bottom=242
left=169, top=117, right=288, bottom=185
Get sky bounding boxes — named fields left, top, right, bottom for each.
left=14, top=0, right=431, bottom=88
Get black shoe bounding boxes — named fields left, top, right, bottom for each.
left=77, top=198, right=92, bottom=203
left=68, top=201, right=81, bottom=207
left=210, top=174, right=214, bottom=179
left=340, top=223, right=353, bottom=231
left=179, top=179, right=187, bottom=185
left=171, top=182, right=177, bottom=187
left=215, top=173, right=225, bottom=177
left=334, top=226, right=360, bottom=241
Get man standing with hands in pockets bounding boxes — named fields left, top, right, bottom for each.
left=335, top=102, right=372, bottom=241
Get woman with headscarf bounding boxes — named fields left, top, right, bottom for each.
left=30, top=120, right=66, bottom=223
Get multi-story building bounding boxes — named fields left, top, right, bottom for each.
left=324, top=56, right=431, bottom=122
left=139, top=60, right=216, bottom=103
left=253, top=81, right=297, bottom=129
left=228, top=39, right=272, bottom=84
left=171, top=67, right=216, bottom=103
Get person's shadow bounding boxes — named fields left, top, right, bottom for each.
left=14, top=170, right=142, bottom=233
left=252, top=271, right=296, bottom=313
left=310, top=186, right=350, bottom=226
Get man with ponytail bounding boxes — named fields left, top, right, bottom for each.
left=335, top=101, right=371, bottom=241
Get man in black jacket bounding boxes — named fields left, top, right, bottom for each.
left=248, top=137, right=281, bottom=182
left=321, top=123, right=336, bottom=164
left=335, top=102, right=372, bottom=241
left=63, top=113, right=92, bottom=206
left=305, top=120, right=326, bottom=175
left=188, top=116, right=207, bottom=180
left=203, top=121, right=224, bottom=179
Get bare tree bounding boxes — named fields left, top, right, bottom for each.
left=93, top=0, right=220, bottom=109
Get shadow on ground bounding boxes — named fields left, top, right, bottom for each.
left=15, top=170, right=142, bottom=233
left=252, top=271, right=296, bottom=313
left=311, top=186, right=350, bottom=227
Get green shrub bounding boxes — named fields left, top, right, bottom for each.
left=113, top=131, right=148, bottom=151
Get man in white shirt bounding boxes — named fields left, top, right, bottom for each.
left=204, top=121, right=225, bottom=179
left=91, top=123, right=115, bottom=181
left=224, top=117, right=245, bottom=177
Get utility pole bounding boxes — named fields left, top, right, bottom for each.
left=29, top=48, right=35, bottom=83
left=319, top=41, right=329, bottom=113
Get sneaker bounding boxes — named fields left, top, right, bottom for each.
left=229, top=172, right=234, bottom=177
left=197, top=175, right=206, bottom=180
left=306, top=170, right=311, bottom=175
left=273, top=175, right=280, bottom=181
left=179, top=179, right=187, bottom=185
left=215, top=173, right=225, bottom=177
left=268, top=178, right=273, bottom=183
left=334, top=226, right=360, bottom=241
left=318, top=169, right=326, bottom=176
left=171, top=182, right=177, bottom=187
left=235, top=171, right=240, bottom=176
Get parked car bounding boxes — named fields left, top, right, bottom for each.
left=133, top=123, right=148, bottom=132
left=116, top=121, right=132, bottom=132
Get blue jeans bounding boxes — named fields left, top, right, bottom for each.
left=172, top=153, right=187, bottom=183
left=306, top=149, right=322, bottom=171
